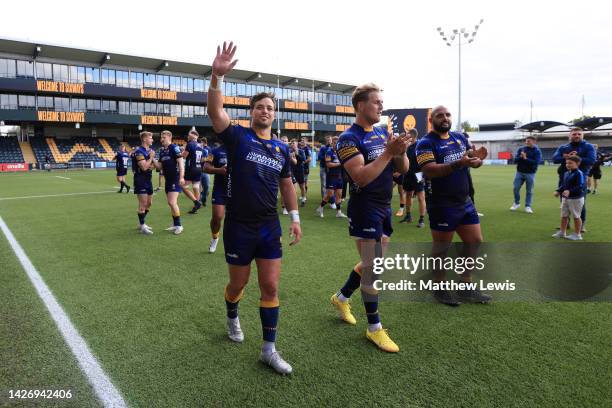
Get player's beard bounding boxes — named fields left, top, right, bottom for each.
left=433, top=121, right=452, bottom=133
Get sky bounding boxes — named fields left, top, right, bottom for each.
left=2, top=0, right=610, bottom=126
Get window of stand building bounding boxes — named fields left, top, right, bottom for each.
left=36, top=62, right=53, bottom=80
left=102, top=69, right=116, bottom=86
left=118, top=101, right=130, bottom=115
left=69, top=66, right=86, bottom=83
left=144, top=73, right=156, bottom=88
left=194, top=105, right=205, bottom=117
left=130, top=71, right=143, bottom=88
left=158, top=103, right=170, bottom=115
left=181, top=77, right=193, bottom=93
left=53, top=97, right=69, bottom=112
left=144, top=103, right=157, bottom=115
left=17, top=60, right=34, bottom=78
left=0, top=94, right=18, bottom=109
left=87, top=99, right=101, bottom=112
left=157, top=75, right=170, bottom=90
left=131, top=102, right=144, bottom=115
left=170, top=76, right=181, bottom=92
left=86, top=67, right=100, bottom=83
left=36, top=96, right=53, bottom=110
left=170, top=104, right=181, bottom=117
left=18, top=95, right=35, bottom=109
left=182, top=105, right=194, bottom=118
left=116, top=71, right=129, bottom=88
left=102, top=100, right=117, bottom=113
left=72, top=98, right=86, bottom=112
left=0, top=59, right=16, bottom=78
left=194, top=79, right=205, bottom=93
left=52, top=64, right=69, bottom=82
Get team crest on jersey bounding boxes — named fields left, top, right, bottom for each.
left=275, top=146, right=280, bottom=152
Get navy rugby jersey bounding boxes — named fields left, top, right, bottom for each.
left=185, top=140, right=205, bottom=172
left=216, top=125, right=291, bottom=222
left=336, top=124, right=394, bottom=206
left=131, top=146, right=154, bottom=177
left=325, top=148, right=342, bottom=179
left=416, top=131, right=472, bottom=206
left=207, top=145, right=229, bottom=192
left=159, top=143, right=182, bottom=179
left=302, top=145, right=312, bottom=172
left=291, top=148, right=306, bottom=177
left=115, top=151, right=129, bottom=171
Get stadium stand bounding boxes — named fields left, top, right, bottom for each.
left=0, top=137, right=25, bottom=163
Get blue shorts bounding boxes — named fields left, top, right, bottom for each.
left=185, top=168, right=202, bottom=182
left=326, top=177, right=343, bottom=190
left=116, top=169, right=127, bottom=177
left=393, top=174, right=404, bottom=185
left=427, top=200, right=480, bottom=232
left=165, top=177, right=182, bottom=193
left=403, top=174, right=424, bottom=193
left=293, top=171, right=305, bottom=185
left=347, top=200, right=393, bottom=240
left=211, top=188, right=227, bottom=205
left=223, top=217, right=282, bottom=265
left=133, top=175, right=153, bottom=195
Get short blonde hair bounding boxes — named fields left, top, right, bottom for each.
left=160, top=130, right=172, bottom=138
left=139, top=131, right=153, bottom=141
left=352, top=83, right=381, bottom=110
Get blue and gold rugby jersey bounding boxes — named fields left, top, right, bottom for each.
left=115, top=151, right=129, bottom=171
left=131, top=146, right=154, bottom=177
left=336, top=124, right=394, bottom=206
left=216, top=125, right=291, bottom=222
left=207, top=145, right=229, bottom=193
left=159, top=143, right=182, bottom=179
left=325, top=148, right=342, bottom=180
left=416, top=131, right=472, bottom=205
left=185, top=140, right=205, bottom=172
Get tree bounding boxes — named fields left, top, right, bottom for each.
left=569, top=115, right=593, bottom=124
left=461, top=121, right=478, bottom=132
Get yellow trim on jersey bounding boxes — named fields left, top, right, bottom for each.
left=135, top=154, right=145, bottom=161
left=439, top=134, right=450, bottom=140
left=260, top=298, right=280, bottom=308
left=338, top=146, right=359, bottom=161
left=417, top=152, right=435, bottom=166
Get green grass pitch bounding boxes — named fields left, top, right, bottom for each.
left=0, top=166, right=610, bottom=407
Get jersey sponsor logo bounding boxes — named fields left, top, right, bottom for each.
left=443, top=151, right=464, bottom=163
left=366, top=146, right=385, bottom=161
left=245, top=151, right=283, bottom=172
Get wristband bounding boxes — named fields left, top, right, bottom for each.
left=209, top=74, right=224, bottom=91
left=289, top=210, right=300, bottom=223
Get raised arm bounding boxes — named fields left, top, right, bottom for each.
left=339, top=134, right=410, bottom=188
left=207, top=42, right=238, bottom=133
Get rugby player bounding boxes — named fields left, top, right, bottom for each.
left=114, top=144, right=131, bottom=193
left=132, top=131, right=156, bottom=235
left=182, top=130, right=205, bottom=214
left=316, top=136, right=347, bottom=218
left=400, top=129, right=426, bottom=227
left=153, top=130, right=185, bottom=235
left=416, top=106, right=491, bottom=306
left=300, top=137, right=312, bottom=199
left=330, top=83, right=410, bottom=352
left=208, top=42, right=302, bottom=375
left=204, top=141, right=228, bottom=253
left=290, top=139, right=307, bottom=207
left=199, top=136, right=211, bottom=205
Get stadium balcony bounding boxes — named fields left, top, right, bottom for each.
left=0, top=137, right=25, bottom=163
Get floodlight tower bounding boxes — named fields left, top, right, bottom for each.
left=436, top=19, right=484, bottom=132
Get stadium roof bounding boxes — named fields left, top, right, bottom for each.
left=0, top=37, right=357, bottom=94
left=572, top=117, right=612, bottom=130
left=517, top=121, right=569, bottom=132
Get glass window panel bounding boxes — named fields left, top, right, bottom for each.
left=17, top=60, right=34, bottom=78
left=194, top=79, right=204, bottom=93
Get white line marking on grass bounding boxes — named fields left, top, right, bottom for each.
left=0, top=217, right=127, bottom=408
left=55, top=176, right=71, bottom=180
left=0, top=191, right=116, bottom=201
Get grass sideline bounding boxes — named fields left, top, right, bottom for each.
left=0, top=166, right=610, bottom=407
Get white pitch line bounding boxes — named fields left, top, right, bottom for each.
left=0, top=191, right=116, bottom=201
left=0, top=216, right=127, bottom=408
left=55, top=176, right=71, bottom=180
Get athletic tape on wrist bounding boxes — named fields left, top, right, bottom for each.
left=209, top=74, right=224, bottom=91
left=289, top=210, right=300, bottom=223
